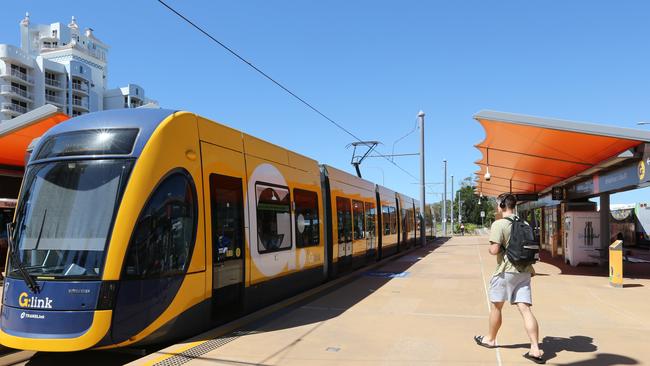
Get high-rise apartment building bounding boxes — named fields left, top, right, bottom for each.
left=0, top=13, right=156, bottom=123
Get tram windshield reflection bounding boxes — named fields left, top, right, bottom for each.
left=8, top=159, right=133, bottom=279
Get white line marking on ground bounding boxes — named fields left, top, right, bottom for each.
left=405, top=312, right=488, bottom=319
left=302, top=306, right=487, bottom=319
left=476, top=241, right=503, bottom=366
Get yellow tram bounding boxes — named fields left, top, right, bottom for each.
left=1, top=109, right=427, bottom=351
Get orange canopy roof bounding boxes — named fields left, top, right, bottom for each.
left=0, top=105, right=68, bottom=168
left=473, top=111, right=650, bottom=197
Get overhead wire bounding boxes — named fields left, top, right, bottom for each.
left=157, top=0, right=419, bottom=181
left=391, top=117, right=419, bottom=161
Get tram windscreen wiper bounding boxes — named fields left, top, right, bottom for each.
left=6, top=223, right=40, bottom=293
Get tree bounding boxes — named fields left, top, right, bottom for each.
left=452, top=176, right=496, bottom=226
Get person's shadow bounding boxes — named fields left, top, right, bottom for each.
left=499, top=336, right=638, bottom=365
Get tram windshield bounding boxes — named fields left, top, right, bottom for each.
left=8, top=159, right=134, bottom=279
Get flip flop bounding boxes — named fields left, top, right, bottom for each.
left=473, top=335, right=495, bottom=349
left=523, top=352, right=545, bottom=364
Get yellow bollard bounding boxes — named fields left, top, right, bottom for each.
left=609, top=240, right=623, bottom=288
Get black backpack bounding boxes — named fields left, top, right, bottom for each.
left=503, top=216, right=540, bottom=266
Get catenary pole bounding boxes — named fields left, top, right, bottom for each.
left=451, top=175, right=454, bottom=235
left=442, top=160, right=447, bottom=236
left=418, top=111, right=426, bottom=245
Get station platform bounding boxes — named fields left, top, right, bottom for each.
left=132, top=236, right=650, bottom=366
left=128, top=236, right=646, bottom=365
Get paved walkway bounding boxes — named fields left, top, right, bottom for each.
left=136, top=235, right=650, bottom=365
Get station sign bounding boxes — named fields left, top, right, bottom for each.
left=566, top=162, right=642, bottom=200
left=639, top=148, right=650, bottom=184
left=515, top=194, right=538, bottom=202
left=480, top=211, right=485, bottom=218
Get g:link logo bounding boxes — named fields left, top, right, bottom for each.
left=18, top=292, right=53, bottom=309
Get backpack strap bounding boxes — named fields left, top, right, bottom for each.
left=501, top=216, right=517, bottom=252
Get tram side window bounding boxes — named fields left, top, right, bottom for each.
left=382, top=205, right=390, bottom=235
left=336, top=197, right=352, bottom=243
left=389, top=206, right=397, bottom=234
left=256, top=183, right=292, bottom=253
left=352, top=200, right=365, bottom=240
left=124, top=171, right=197, bottom=278
left=365, top=202, right=376, bottom=238
left=210, top=174, right=244, bottom=262
left=294, top=189, right=320, bottom=247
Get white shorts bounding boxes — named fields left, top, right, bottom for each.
left=489, top=272, right=532, bottom=305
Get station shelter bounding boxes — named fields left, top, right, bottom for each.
left=0, top=105, right=68, bottom=270
left=473, top=110, right=650, bottom=267
left=0, top=104, right=68, bottom=199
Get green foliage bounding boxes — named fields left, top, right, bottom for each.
left=453, top=176, right=497, bottom=227
left=423, top=176, right=498, bottom=230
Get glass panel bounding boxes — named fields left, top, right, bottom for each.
left=256, top=183, right=291, bottom=252
left=382, top=205, right=390, bottom=235
left=35, top=129, right=139, bottom=160
left=9, top=159, right=133, bottom=278
left=352, top=200, right=365, bottom=240
left=365, top=202, right=376, bottom=249
left=336, top=197, right=352, bottom=243
left=123, top=172, right=196, bottom=278
left=210, top=174, right=244, bottom=262
left=294, top=189, right=320, bottom=247
left=389, top=206, right=397, bottom=234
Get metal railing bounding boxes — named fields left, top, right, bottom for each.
left=5, top=69, right=34, bottom=84
left=45, top=94, right=64, bottom=105
left=0, top=85, right=32, bottom=99
left=71, top=83, right=88, bottom=93
left=0, top=103, right=28, bottom=114
left=45, top=78, right=61, bottom=88
left=71, top=99, right=89, bottom=109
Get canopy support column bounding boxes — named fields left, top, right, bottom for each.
left=600, top=193, right=611, bottom=251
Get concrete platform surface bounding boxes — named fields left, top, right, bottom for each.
left=134, top=236, right=650, bottom=366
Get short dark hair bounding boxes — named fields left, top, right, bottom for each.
left=498, top=193, right=517, bottom=210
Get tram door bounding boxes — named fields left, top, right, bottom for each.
left=202, top=143, right=246, bottom=315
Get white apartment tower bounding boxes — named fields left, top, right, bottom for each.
left=0, top=13, right=156, bottom=122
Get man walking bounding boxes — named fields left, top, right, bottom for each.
left=474, top=193, right=544, bottom=364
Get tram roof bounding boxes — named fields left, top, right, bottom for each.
left=33, top=108, right=176, bottom=160
left=0, top=105, right=69, bottom=168
left=473, top=110, right=650, bottom=197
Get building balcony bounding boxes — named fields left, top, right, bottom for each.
left=45, top=94, right=65, bottom=106
left=0, top=68, right=34, bottom=85
left=0, top=85, right=32, bottom=101
left=0, top=103, right=28, bottom=115
left=45, top=78, right=63, bottom=89
left=71, top=83, right=89, bottom=95
left=71, top=98, right=89, bottom=111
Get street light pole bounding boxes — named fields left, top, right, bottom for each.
left=451, top=174, right=454, bottom=235
left=442, top=160, right=447, bottom=236
left=418, top=111, right=426, bottom=246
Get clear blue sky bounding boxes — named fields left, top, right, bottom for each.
left=3, top=1, right=650, bottom=205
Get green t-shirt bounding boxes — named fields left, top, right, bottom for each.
left=489, top=216, right=535, bottom=275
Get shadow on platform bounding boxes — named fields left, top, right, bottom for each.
left=195, top=237, right=450, bottom=341
left=538, top=251, right=650, bottom=281
left=500, top=335, right=638, bottom=365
